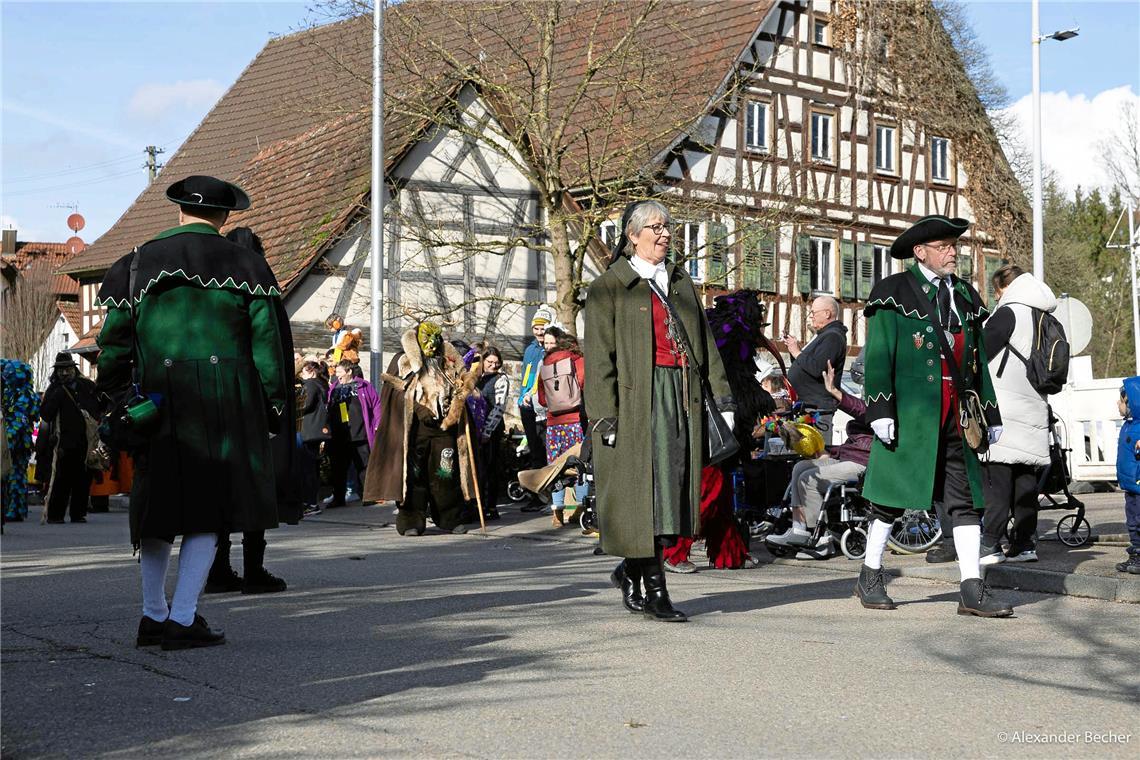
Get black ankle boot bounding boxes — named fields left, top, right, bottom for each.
left=640, top=552, right=687, bottom=622
left=204, top=535, right=242, bottom=594
left=854, top=565, right=896, bottom=610
left=957, top=578, right=1013, bottom=617
left=610, top=559, right=645, bottom=613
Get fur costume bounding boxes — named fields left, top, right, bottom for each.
left=378, top=326, right=482, bottom=533
left=332, top=327, right=363, bottom=365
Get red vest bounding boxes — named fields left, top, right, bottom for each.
left=651, top=295, right=683, bottom=367
left=940, top=330, right=965, bottom=432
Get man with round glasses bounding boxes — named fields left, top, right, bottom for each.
left=857, top=215, right=1011, bottom=618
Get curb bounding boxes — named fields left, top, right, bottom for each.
left=770, top=557, right=1140, bottom=604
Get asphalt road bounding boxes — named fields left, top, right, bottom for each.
left=2, top=508, right=1137, bottom=759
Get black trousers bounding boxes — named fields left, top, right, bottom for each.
left=329, top=437, right=369, bottom=503
left=480, top=429, right=503, bottom=513
left=403, top=421, right=464, bottom=531
left=981, top=461, right=1039, bottom=552
left=46, top=447, right=92, bottom=521
left=519, top=404, right=547, bottom=469
left=872, top=425, right=979, bottom=529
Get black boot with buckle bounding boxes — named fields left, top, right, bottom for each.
left=855, top=565, right=897, bottom=610
left=640, top=550, right=688, bottom=622
left=610, top=559, right=645, bottom=614
left=957, top=578, right=1013, bottom=617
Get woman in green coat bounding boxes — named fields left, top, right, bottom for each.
left=584, top=201, right=733, bottom=622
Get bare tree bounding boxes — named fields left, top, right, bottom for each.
left=311, top=0, right=793, bottom=333
left=1, top=265, right=57, bottom=362
left=1099, top=100, right=1140, bottom=206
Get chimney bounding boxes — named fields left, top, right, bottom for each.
left=1, top=229, right=15, bottom=255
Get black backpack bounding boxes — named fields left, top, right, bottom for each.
left=997, top=307, right=1070, bottom=395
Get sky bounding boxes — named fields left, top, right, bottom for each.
left=2, top=0, right=1138, bottom=245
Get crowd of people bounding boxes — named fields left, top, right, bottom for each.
left=4, top=175, right=1140, bottom=650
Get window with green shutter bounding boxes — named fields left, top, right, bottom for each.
left=707, top=222, right=728, bottom=286
left=983, top=255, right=1004, bottom=305
left=758, top=240, right=777, bottom=293
left=796, top=234, right=812, bottom=295
left=958, top=250, right=974, bottom=284
left=839, top=240, right=856, bottom=300
left=856, top=242, right=875, bottom=300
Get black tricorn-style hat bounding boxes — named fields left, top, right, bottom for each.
left=52, top=351, right=78, bottom=368
left=889, top=215, right=970, bottom=259
left=165, top=175, right=250, bottom=211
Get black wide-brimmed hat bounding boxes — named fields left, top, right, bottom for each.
left=889, top=215, right=970, bottom=259
left=52, top=351, right=78, bottom=368
left=165, top=175, right=250, bottom=211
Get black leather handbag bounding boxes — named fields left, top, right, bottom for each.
left=645, top=280, right=740, bottom=466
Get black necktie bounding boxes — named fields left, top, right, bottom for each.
left=937, top=278, right=960, bottom=332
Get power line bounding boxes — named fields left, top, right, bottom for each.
left=4, top=152, right=142, bottom=183
left=2, top=168, right=142, bottom=197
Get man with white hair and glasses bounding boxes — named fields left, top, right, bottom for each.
left=784, top=294, right=848, bottom=437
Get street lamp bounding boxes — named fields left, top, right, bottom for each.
left=1031, top=0, right=1079, bottom=280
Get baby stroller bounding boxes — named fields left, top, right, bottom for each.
left=1036, top=405, right=1089, bottom=547
left=516, top=439, right=597, bottom=533
left=502, top=428, right=533, bottom=503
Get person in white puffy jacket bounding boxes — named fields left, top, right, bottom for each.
left=980, top=264, right=1057, bottom=564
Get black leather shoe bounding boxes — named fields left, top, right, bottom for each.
left=854, top=565, right=896, bottom=610
left=71, top=517, right=87, bottom=523
left=640, top=555, right=688, bottom=622
left=136, top=616, right=166, bottom=647
left=610, top=560, right=645, bottom=613
left=242, top=567, right=287, bottom=594
left=957, top=579, right=1013, bottom=617
left=203, top=568, right=243, bottom=594
left=161, top=614, right=226, bottom=650
left=925, top=543, right=957, bottom=563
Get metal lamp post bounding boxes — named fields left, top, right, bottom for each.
left=370, top=0, right=385, bottom=382
left=1031, top=0, right=1079, bottom=280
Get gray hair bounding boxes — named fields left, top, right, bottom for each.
left=812, top=295, right=840, bottom=320
left=624, top=200, right=672, bottom=240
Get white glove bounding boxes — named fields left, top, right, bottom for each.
left=721, top=411, right=735, bottom=431
left=870, top=418, right=895, bottom=444
left=988, top=425, right=1003, bottom=445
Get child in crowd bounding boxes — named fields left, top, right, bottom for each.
left=1115, top=379, right=1140, bottom=574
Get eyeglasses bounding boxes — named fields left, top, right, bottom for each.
left=922, top=241, right=958, bottom=253
left=643, top=223, right=672, bottom=235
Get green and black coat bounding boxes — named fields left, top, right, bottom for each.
left=861, top=265, right=1001, bottom=510
left=96, top=224, right=289, bottom=545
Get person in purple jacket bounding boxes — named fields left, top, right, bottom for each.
left=323, top=360, right=382, bottom=507
left=768, top=359, right=872, bottom=554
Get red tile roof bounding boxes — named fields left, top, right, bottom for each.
left=63, top=1, right=772, bottom=287
left=56, top=300, right=83, bottom=336
left=4, top=241, right=80, bottom=296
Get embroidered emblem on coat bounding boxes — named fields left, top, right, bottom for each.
left=913, top=332, right=924, bottom=349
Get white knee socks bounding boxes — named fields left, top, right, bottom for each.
left=953, top=524, right=982, bottom=581
left=169, top=533, right=218, bottom=626
left=863, top=519, right=893, bottom=570
left=140, top=538, right=173, bottom=622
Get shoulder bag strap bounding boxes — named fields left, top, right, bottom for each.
left=645, top=278, right=716, bottom=400
left=127, top=247, right=141, bottom=388
left=903, top=274, right=971, bottom=403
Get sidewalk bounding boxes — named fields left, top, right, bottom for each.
left=297, top=490, right=1138, bottom=604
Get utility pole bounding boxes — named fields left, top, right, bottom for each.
left=369, top=0, right=385, bottom=383
left=144, top=145, right=165, bottom=184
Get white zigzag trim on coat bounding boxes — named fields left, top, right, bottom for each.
left=96, top=269, right=281, bottom=308
left=865, top=296, right=988, bottom=320
left=980, top=399, right=998, bottom=409
left=864, top=392, right=894, bottom=403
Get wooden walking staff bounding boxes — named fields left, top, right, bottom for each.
left=463, top=410, right=487, bottom=535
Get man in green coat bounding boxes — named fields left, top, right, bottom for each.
left=96, top=175, right=289, bottom=649
left=858, top=215, right=1012, bottom=617
left=585, top=200, right=733, bottom=622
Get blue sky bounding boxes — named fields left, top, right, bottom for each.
left=2, top=0, right=1138, bottom=245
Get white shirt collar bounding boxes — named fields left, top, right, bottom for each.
left=917, top=261, right=941, bottom=284
left=629, top=255, right=668, bottom=291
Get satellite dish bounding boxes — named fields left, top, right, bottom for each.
left=66, top=236, right=86, bottom=255
left=67, top=213, right=85, bottom=233
left=1054, top=294, right=1092, bottom=355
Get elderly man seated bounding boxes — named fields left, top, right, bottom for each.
left=768, top=360, right=871, bottom=555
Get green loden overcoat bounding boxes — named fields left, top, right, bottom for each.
left=96, top=224, right=289, bottom=546
left=584, top=257, right=733, bottom=559
left=861, top=264, right=1002, bottom=510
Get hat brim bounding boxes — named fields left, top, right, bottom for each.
left=165, top=178, right=251, bottom=211
left=889, top=216, right=970, bottom=259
